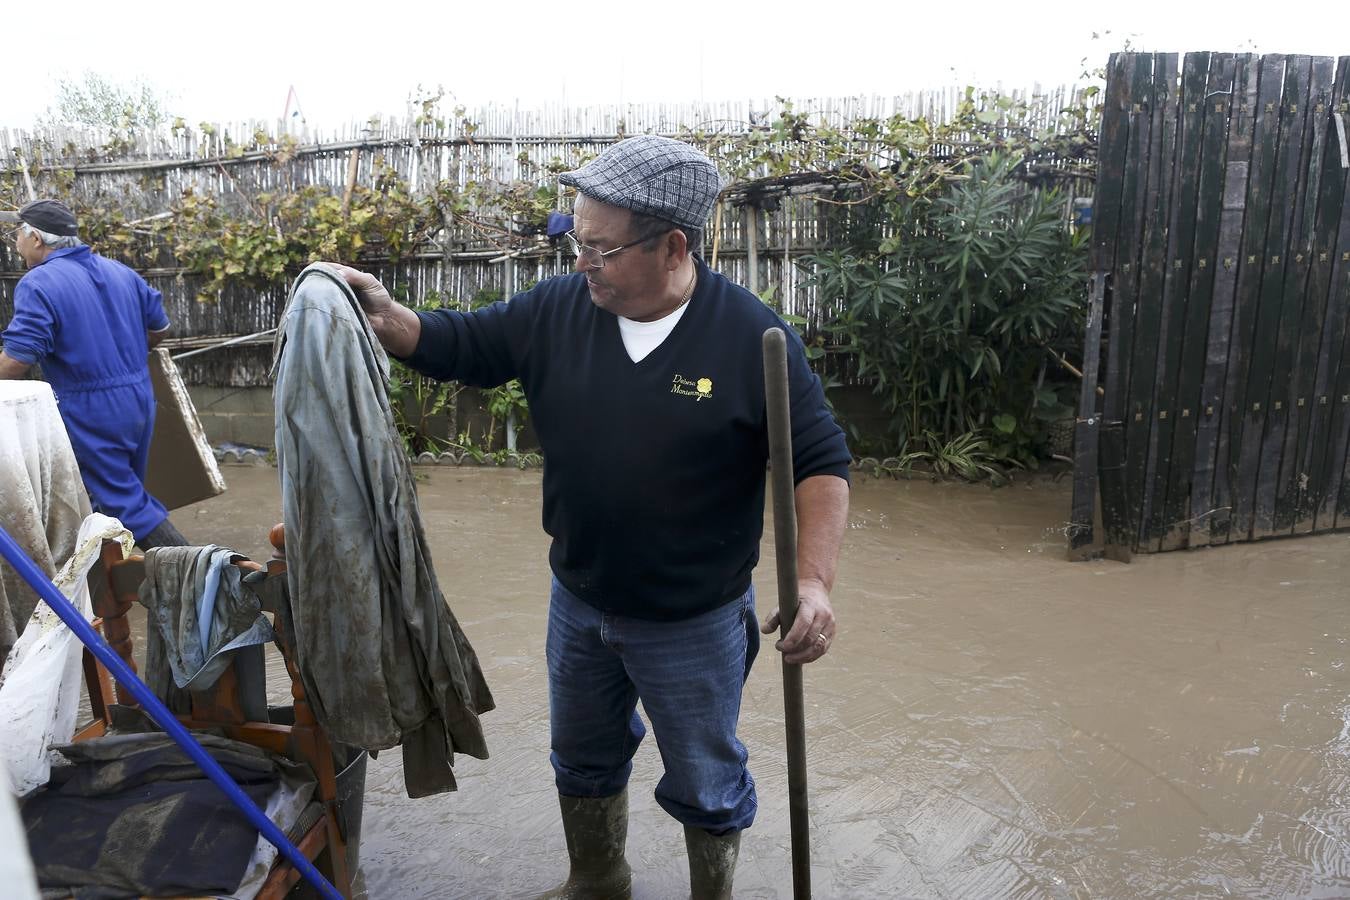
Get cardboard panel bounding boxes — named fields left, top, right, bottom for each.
left=145, top=349, right=227, bottom=510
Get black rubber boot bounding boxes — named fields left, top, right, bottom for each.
left=685, top=826, right=740, bottom=900
left=138, top=517, right=190, bottom=550
left=539, top=789, right=632, bottom=900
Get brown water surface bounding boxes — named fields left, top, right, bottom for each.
left=167, top=465, right=1350, bottom=898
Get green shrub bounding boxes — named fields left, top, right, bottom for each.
left=805, top=152, right=1086, bottom=475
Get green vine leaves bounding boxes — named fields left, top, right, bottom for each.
left=3, top=89, right=1098, bottom=306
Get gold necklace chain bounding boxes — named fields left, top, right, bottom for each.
left=676, top=266, right=697, bottom=309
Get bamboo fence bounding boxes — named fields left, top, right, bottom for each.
left=1, top=88, right=1098, bottom=386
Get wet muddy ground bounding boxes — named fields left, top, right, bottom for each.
left=173, top=464, right=1350, bottom=899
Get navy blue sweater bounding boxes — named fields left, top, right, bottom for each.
left=404, top=259, right=851, bottom=621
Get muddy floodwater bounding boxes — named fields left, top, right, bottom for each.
left=169, top=464, right=1350, bottom=898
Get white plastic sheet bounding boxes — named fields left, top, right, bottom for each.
left=0, top=513, right=133, bottom=796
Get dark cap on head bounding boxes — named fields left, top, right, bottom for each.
left=0, top=199, right=80, bottom=237
left=558, top=136, right=723, bottom=230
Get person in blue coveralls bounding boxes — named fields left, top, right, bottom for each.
left=0, top=199, right=187, bottom=549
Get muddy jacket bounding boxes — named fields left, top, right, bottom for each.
left=272, top=264, right=494, bottom=798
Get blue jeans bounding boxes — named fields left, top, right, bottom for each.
left=546, top=577, right=760, bottom=834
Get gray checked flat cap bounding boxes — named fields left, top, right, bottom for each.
left=559, top=136, right=723, bottom=230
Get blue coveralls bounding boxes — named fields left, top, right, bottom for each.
left=2, top=246, right=171, bottom=541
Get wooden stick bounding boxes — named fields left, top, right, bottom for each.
left=341, top=148, right=360, bottom=218
left=15, top=150, right=37, bottom=200
left=746, top=207, right=760, bottom=296
left=763, top=326, right=811, bottom=900
left=710, top=201, right=723, bottom=268
left=1042, top=343, right=1105, bottom=396
left=1335, top=110, right=1348, bottom=170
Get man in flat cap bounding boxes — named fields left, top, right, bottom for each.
left=1, top=199, right=188, bottom=549
left=335, top=136, right=849, bottom=898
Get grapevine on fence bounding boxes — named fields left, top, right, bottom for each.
left=4, top=90, right=1097, bottom=282
left=3, top=88, right=1099, bottom=474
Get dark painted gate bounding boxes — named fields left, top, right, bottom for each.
left=1070, top=52, right=1350, bottom=560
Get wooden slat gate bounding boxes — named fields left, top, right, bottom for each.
left=1070, top=52, right=1350, bottom=560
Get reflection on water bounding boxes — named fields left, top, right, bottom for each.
left=117, top=467, right=1350, bottom=898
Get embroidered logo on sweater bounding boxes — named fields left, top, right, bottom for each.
left=671, top=374, right=713, bottom=401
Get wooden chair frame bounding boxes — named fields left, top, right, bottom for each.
left=76, top=525, right=354, bottom=898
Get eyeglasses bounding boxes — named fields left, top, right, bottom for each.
left=565, top=229, right=661, bottom=268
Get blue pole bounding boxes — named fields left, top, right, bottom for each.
left=0, top=524, right=343, bottom=900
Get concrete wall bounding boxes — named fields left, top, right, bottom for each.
left=189, top=384, right=1074, bottom=461
left=187, top=385, right=546, bottom=452
left=189, top=386, right=278, bottom=448
left=188, top=383, right=897, bottom=454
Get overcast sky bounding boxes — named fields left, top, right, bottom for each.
left=3, top=0, right=1345, bottom=131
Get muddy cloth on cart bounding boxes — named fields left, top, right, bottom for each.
left=137, top=544, right=275, bottom=716
left=20, top=732, right=282, bottom=898
left=271, top=263, right=494, bottom=798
